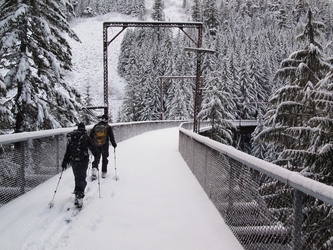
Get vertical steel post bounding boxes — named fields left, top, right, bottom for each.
left=160, top=78, right=164, bottom=120
left=293, top=189, right=303, bottom=250
left=56, top=135, right=60, bottom=172
left=204, top=146, right=208, bottom=191
left=103, top=23, right=109, bottom=116
left=19, top=141, right=26, bottom=194
left=193, top=26, right=203, bottom=133
left=226, top=159, right=235, bottom=225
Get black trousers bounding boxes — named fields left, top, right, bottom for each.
left=71, top=158, right=89, bottom=194
left=92, top=144, right=109, bottom=173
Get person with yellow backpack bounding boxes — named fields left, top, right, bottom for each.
left=89, top=115, right=117, bottom=180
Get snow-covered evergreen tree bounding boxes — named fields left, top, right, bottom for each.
left=199, top=76, right=235, bottom=145
left=247, top=41, right=270, bottom=116
left=131, top=0, right=145, bottom=20
left=191, top=0, right=202, bottom=22
left=254, top=8, right=330, bottom=167
left=151, top=0, right=165, bottom=21
left=82, top=83, right=94, bottom=125
left=119, top=44, right=147, bottom=122
left=0, top=0, right=84, bottom=132
left=141, top=76, right=161, bottom=121
left=117, top=29, right=135, bottom=79
left=0, top=73, right=13, bottom=133
left=293, top=0, right=309, bottom=23
left=310, top=68, right=333, bottom=184
left=120, top=76, right=143, bottom=122
left=166, top=81, right=191, bottom=120
left=238, top=58, right=258, bottom=119
left=202, top=0, right=220, bottom=37
left=251, top=115, right=269, bottom=159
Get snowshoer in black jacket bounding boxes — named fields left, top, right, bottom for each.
left=90, top=115, right=117, bottom=180
left=62, top=123, right=98, bottom=208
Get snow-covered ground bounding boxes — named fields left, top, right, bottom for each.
left=0, top=128, right=243, bottom=249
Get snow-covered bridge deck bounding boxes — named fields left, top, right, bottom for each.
left=0, top=127, right=243, bottom=250
left=2, top=121, right=333, bottom=249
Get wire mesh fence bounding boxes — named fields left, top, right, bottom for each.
left=3, top=120, right=332, bottom=249
left=179, top=124, right=333, bottom=250
left=0, top=121, right=182, bottom=207
left=0, top=136, right=66, bottom=207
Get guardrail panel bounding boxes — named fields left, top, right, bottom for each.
left=179, top=122, right=333, bottom=250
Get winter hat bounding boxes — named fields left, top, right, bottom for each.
left=100, top=114, right=108, bottom=121
left=78, top=122, right=86, bottom=130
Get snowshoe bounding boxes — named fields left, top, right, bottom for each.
left=74, top=198, right=83, bottom=208
left=74, top=191, right=84, bottom=208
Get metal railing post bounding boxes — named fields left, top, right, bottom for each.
left=204, top=146, right=208, bottom=192
left=226, top=159, right=234, bottom=225
left=56, top=135, right=60, bottom=172
left=293, top=189, right=303, bottom=250
left=19, top=141, right=26, bottom=194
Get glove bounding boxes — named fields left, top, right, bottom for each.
left=113, top=143, right=117, bottom=148
left=62, top=160, right=68, bottom=170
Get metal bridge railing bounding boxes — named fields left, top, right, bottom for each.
left=0, top=121, right=182, bottom=207
left=179, top=123, right=333, bottom=250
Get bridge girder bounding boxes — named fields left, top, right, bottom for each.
left=103, top=21, right=203, bottom=132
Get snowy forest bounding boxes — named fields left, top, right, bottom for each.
left=2, top=0, right=333, bottom=247
left=122, top=0, right=333, bottom=193
left=2, top=1, right=333, bottom=177
left=0, top=0, right=333, bottom=168
left=116, top=0, right=333, bottom=190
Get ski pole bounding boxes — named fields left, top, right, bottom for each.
left=97, top=168, right=101, bottom=198
left=49, top=169, right=64, bottom=208
left=114, top=148, right=118, bottom=181
left=88, top=154, right=92, bottom=172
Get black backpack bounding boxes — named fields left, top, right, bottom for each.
left=67, top=131, right=88, bottom=161
left=92, top=123, right=108, bottom=146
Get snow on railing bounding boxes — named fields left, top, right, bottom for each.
left=179, top=122, right=333, bottom=250
left=0, top=121, right=182, bottom=207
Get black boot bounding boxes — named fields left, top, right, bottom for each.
left=74, top=191, right=84, bottom=208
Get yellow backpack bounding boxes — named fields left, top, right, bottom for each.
left=93, top=124, right=107, bottom=146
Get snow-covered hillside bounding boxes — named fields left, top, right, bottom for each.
left=64, top=12, right=135, bottom=120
